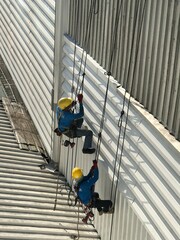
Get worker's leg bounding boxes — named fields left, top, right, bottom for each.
left=76, top=128, right=95, bottom=153
left=93, top=199, right=113, bottom=213
left=64, top=126, right=95, bottom=154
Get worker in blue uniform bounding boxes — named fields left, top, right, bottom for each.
left=72, top=160, right=114, bottom=215
left=55, top=94, right=95, bottom=154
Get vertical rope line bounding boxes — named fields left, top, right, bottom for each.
left=74, top=0, right=99, bottom=97
left=70, top=0, right=100, bottom=181
left=67, top=2, right=100, bottom=232
left=95, top=0, right=123, bottom=161
left=120, top=0, right=141, bottom=109
left=53, top=173, right=60, bottom=211
left=110, top=0, right=140, bottom=201
left=74, top=138, right=79, bottom=167
left=109, top=1, right=147, bottom=239
left=71, top=0, right=80, bottom=99
left=110, top=110, right=124, bottom=200
left=71, top=0, right=99, bottom=168
left=76, top=203, right=80, bottom=239
left=109, top=6, right=124, bottom=198
left=54, top=136, right=62, bottom=211
left=95, top=74, right=110, bottom=160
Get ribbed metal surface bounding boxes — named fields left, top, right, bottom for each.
left=61, top=36, right=180, bottom=240
left=0, top=0, right=55, bottom=153
left=0, top=99, right=100, bottom=240
left=0, top=1, right=179, bottom=240
left=68, top=0, right=180, bottom=140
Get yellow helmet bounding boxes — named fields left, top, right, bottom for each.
left=58, top=97, right=73, bottom=110
left=72, top=167, right=83, bottom=180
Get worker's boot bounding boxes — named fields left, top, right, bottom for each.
left=82, top=211, right=94, bottom=224
left=64, top=140, right=75, bottom=148
left=108, top=205, right=114, bottom=214
left=82, top=214, right=89, bottom=224
left=82, top=148, right=95, bottom=154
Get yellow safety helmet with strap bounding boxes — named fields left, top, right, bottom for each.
left=58, top=97, right=73, bottom=110
left=72, top=167, right=83, bottom=180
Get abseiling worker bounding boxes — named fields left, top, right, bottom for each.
left=72, top=160, right=114, bottom=215
left=56, top=94, right=95, bottom=154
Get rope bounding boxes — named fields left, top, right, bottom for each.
left=76, top=202, right=80, bottom=239
left=67, top=0, right=99, bottom=213
left=70, top=0, right=98, bottom=172
left=65, top=144, right=71, bottom=191
left=54, top=0, right=99, bottom=220
left=71, top=0, right=80, bottom=99
left=70, top=0, right=100, bottom=187
left=70, top=0, right=100, bottom=168
left=110, top=109, right=124, bottom=201
left=95, top=72, right=111, bottom=160
left=109, top=1, right=147, bottom=239
left=73, top=0, right=98, bottom=98
left=53, top=136, right=62, bottom=211
left=110, top=0, right=140, bottom=202
left=95, top=0, right=123, bottom=162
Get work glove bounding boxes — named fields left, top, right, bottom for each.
left=54, top=128, right=62, bottom=136
left=90, top=160, right=98, bottom=174
left=77, top=94, right=83, bottom=103
left=92, top=160, right=98, bottom=168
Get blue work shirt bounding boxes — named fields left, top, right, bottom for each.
left=77, top=167, right=99, bottom=205
left=56, top=103, right=84, bottom=132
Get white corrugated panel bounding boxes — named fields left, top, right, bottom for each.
left=60, top=35, right=180, bottom=240
left=0, top=0, right=55, bottom=154
left=68, top=0, right=180, bottom=141
left=1, top=1, right=179, bottom=240
left=0, top=98, right=100, bottom=239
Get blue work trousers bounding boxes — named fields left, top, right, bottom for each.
left=93, top=199, right=112, bottom=213
left=92, top=192, right=112, bottom=213
left=64, top=118, right=93, bottom=149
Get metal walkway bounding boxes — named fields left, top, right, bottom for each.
left=0, top=100, right=100, bottom=239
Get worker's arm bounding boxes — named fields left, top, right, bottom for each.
left=83, top=160, right=99, bottom=185
left=70, top=103, right=84, bottom=120
left=86, top=167, right=99, bottom=187
left=72, top=94, right=84, bottom=119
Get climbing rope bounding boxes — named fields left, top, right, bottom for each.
left=95, top=71, right=111, bottom=161
left=71, top=0, right=80, bottom=99
left=70, top=0, right=99, bottom=167
left=59, top=3, right=100, bottom=236
left=69, top=0, right=100, bottom=170
left=69, top=3, right=100, bottom=234
left=54, top=136, right=62, bottom=211
left=109, top=0, right=147, bottom=239
left=73, top=0, right=99, bottom=99
left=95, top=0, right=123, bottom=162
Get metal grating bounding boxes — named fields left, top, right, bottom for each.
left=2, top=97, right=44, bottom=152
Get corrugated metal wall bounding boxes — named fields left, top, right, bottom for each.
left=60, top=35, right=179, bottom=240
left=0, top=0, right=55, bottom=154
left=0, top=1, right=179, bottom=240
left=68, top=0, right=180, bottom=140
left=0, top=99, right=100, bottom=239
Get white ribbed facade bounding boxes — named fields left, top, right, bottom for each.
left=0, top=1, right=179, bottom=240
left=60, top=36, right=179, bottom=240
left=0, top=99, right=100, bottom=239
left=68, top=0, right=180, bottom=140
left=0, top=0, right=55, bottom=154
